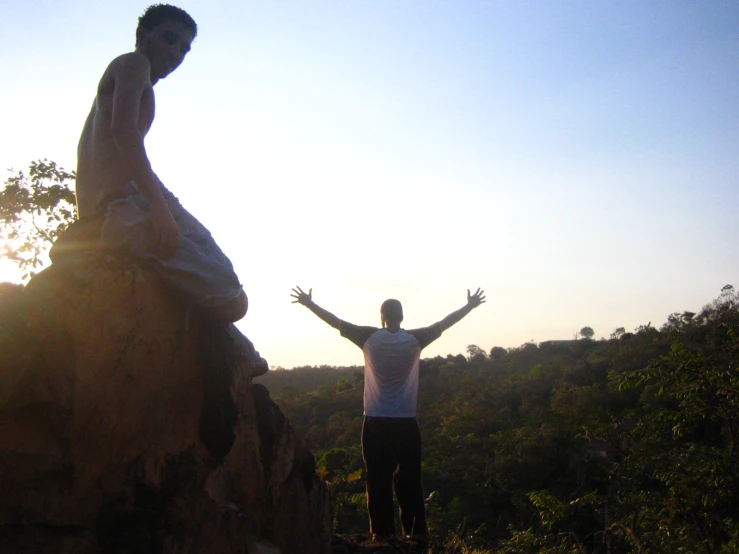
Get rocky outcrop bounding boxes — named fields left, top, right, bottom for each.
left=0, top=247, right=331, bottom=553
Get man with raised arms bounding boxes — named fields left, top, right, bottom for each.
left=75, top=4, right=265, bottom=371
left=290, top=286, right=486, bottom=545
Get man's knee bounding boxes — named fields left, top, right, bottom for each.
left=213, top=290, right=248, bottom=322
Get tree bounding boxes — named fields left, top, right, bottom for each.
left=489, top=346, right=508, bottom=360
left=0, top=159, right=77, bottom=281
left=610, top=327, right=625, bottom=340
left=611, top=316, right=739, bottom=552
left=466, top=344, right=488, bottom=360
left=578, top=326, right=594, bottom=340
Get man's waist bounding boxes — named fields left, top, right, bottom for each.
left=364, top=415, right=417, bottom=421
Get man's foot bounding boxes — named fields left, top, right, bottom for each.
left=371, top=533, right=400, bottom=545
left=404, top=533, right=430, bottom=548
left=372, top=533, right=398, bottom=543
left=372, top=534, right=408, bottom=553
left=227, top=324, right=269, bottom=376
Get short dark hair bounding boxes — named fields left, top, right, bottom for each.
left=380, top=299, right=403, bottom=322
left=138, top=4, right=197, bottom=37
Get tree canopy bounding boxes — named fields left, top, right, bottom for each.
left=266, top=286, right=739, bottom=552
left=0, top=160, right=77, bottom=281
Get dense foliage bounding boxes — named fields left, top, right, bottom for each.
left=263, top=286, right=739, bottom=553
left=0, top=160, right=77, bottom=281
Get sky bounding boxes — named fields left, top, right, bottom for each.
left=1, top=1, right=738, bottom=369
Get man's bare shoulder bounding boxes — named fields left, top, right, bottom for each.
left=110, top=51, right=150, bottom=69
left=98, top=52, right=152, bottom=89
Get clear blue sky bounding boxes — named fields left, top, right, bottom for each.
left=2, top=1, right=738, bottom=368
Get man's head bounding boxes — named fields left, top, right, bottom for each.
left=380, top=299, right=403, bottom=328
left=138, top=4, right=197, bottom=37
left=136, top=4, right=197, bottom=81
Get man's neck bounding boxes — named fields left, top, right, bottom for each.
left=385, top=323, right=401, bottom=333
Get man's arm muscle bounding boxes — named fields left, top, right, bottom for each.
left=109, top=53, right=179, bottom=259
left=110, top=54, right=159, bottom=197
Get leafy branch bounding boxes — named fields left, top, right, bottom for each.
left=0, top=159, right=77, bottom=281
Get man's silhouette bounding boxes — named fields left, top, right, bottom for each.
left=74, top=4, right=265, bottom=371
left=291, top=286, right=486, bottom=543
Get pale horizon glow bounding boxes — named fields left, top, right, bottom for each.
left=1, top=1, right=738, bottom=368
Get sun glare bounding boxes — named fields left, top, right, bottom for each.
left=0, top=258, right=23, bottom=285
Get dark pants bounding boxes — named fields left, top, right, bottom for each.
left=361, top=416, right=427, bottom=537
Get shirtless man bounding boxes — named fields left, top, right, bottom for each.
left=76, top=4, right=248, bottom=322
left=76, top=5, right=264, bottom=370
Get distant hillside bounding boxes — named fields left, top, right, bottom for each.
left=268, top=285, right=739, bottom=553
left=256, top=364, right=363, bottom=396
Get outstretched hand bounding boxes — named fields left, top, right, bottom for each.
left=467, top=288, right=486, bottom=308
left=291, top=286, right=313, bottom=306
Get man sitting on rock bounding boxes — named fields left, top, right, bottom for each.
left=73, top=4, right=266, bottom=374
left=290, top=286, right=486, bottom=545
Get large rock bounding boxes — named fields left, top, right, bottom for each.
left=0, top=248, right=331, bottom=553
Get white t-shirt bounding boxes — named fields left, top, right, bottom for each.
left=340, top=322, right=442, bottom=417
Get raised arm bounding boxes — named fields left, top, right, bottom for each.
left=291, top=286, right=341, bottom=330
left=438, top=288, right=486, bottom=332
left=110, top=53, right=179, bottom=259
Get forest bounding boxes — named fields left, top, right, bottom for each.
left=260, top=285, right=739, bottom=553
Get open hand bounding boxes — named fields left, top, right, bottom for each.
left=291, top=286, right=313, bottom=306
left=467, top=288, right=486, bottom=308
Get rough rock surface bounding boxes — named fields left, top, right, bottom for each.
left=0, top=248, right=331, bottom=553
